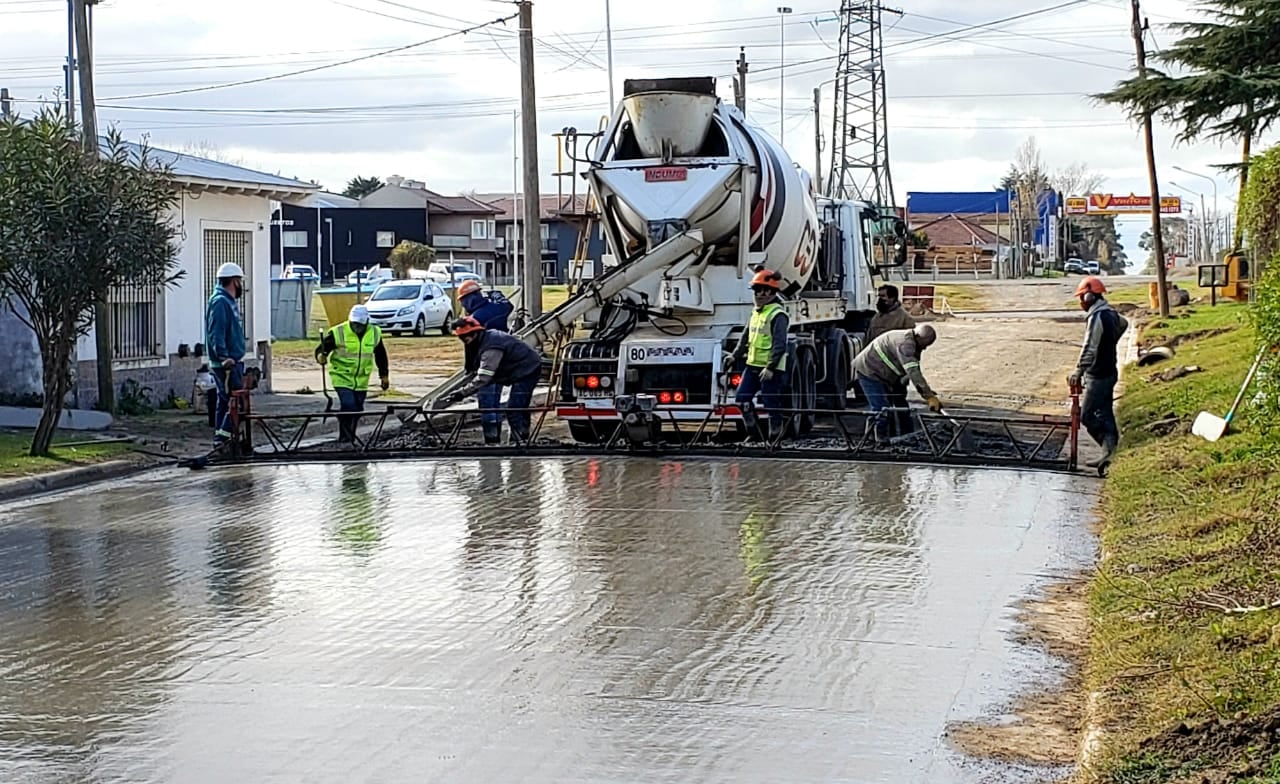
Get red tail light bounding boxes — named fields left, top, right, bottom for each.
left=730, top=374, right=743, bottom=387
left=673, top=391, right=686, bottom=403
left=587, top=375, right=600, bottom=389
left=658, top=391, right=673, bottom=404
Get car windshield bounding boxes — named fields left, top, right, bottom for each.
left=371, top=284, right=421, bottom=301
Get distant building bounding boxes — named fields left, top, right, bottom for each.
left=473, top=193, right=604, bottom=285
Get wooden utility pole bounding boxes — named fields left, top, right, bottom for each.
left=813, top=87, right=822, bottom=194
left=1130, top=0, right=1170, bottom=317
left=74, top=0, right=115, bottom=411
left=733, top=47, right=748, bottom=114
left=518, top=1, right=542, bottom=320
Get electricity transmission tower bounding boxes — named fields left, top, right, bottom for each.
left=826, top=0, right=901, bottom=208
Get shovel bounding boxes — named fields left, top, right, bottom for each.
left=937, top=406, right=977, bottom=453
left=1192, top=348, right=1266, bottom=442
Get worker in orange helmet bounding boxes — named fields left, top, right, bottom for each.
left=729, top=269, right=791, bottom=440
left=1068, top=275, right=1129, bottom=471
left=456, top=279, right=513, bottom=332
left=432, top=316, right=543, bottom=444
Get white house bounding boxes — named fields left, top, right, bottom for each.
left=0, top=143, right=318, bottom=408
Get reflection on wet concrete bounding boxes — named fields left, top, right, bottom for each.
left=0, top=459, right=1094, bottom=783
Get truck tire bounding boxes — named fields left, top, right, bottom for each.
left=792, top=347, right=818, bottom=435
left=569, top=421, right=607, bottom=443
left=820, top=329, right=850, bottom=410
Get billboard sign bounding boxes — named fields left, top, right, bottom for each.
left=1066, top=193, right=1182, bottom=216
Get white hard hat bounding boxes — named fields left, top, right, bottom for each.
left=349, top=304, right=370, bottom=324
left=216, top=262, right=245, bottom=279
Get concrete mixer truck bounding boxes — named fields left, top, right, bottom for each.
left=550, top=76, right=908, bottom=442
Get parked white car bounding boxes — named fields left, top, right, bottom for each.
left=347, top=266, right=393, bottom=287
left=426, top=263, right=482, bottom=286
left=282, top=263, right=320, bottom=282
left=364, top=280, right=453, bottom=337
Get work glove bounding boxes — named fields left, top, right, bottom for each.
left=760, top=368, right=776, bottom=383
left=721, top=352, right=736, bottom=372
left=431, top=393, right=458, bottom=411
left=316, top=353, right=328, bottom=366
left=221, top=358, right=236, bottom=369
left=1067, top=371, right=1082, bottom=388
left=926, top=395, right=943, bottom=413
left=380, top=375, right=390, bottom=392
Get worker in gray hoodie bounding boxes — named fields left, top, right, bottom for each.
left=853, top=324, right=942, bottom=442
left=1068, top=276, right=1129, bottom=470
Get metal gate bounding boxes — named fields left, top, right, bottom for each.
left=203, top=229, right=253, bottom=337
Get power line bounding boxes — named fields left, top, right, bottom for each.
left=104, top=12, right=518, bottom=100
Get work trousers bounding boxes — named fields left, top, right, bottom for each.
left=735, top=365, right=786, bottom=435
left=1081, top=373, right=1119, bottom=450
left=212, top=362, right=244, bottom=444
left=503, top=370, right=541, bottom=442
left=335, top=387, right=368, bottom=443
left=477, top=384, right=503, bottom=443
left=857, top=374, right=914, bottom=442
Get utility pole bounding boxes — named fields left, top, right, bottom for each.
left=73, top=0, right=115, bottom=412
left=65, top=0, right=75, bottom=121
left=733, top=47, right=748, bottom=114
left=605, top=0, right=615, bottom=112
left=777, top=6, right=792, bottom=145
left=0, top=88, right=11, bottom=119
left=518, top=1, right=542, bottom=320
left=1130, top=0, right=1169, bottom=317
left=813, top=87, right=822, bottom=194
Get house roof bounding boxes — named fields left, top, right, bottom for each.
left=110, top=139, right=317, bottom=199
left=474, top=193, right=591, bottom=222
left=308, top=191, right=360, bottom=209
left=913, top=214, right=1002, bottom=247
left=366, top=184, right=500, bottom=215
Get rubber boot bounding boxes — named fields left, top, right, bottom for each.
left=509, top=428, right=530, bottom=445
left=1086, top=436, right=1118, bottom=471
left=482, top=422, right=501, bottom=446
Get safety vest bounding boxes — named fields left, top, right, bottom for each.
left=327, top=321, right=382, bottom=391
left=746, top=303, right=787, bottom=370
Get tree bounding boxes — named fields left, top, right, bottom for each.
left=1050, top=161, right=1106, bottom=199
left=342, top=176, right=383, bottom=200
left=1095, top=0, right=1280, bottom=246
left=387, top=240, right=435, bottom=279
left=179, top=139, right=243, bottom=166
left=0, top=109, right=181, bottom=456
left=1138, top=218, right=1189, bottom=271
left=1243, top=142, right=1280, bottom=420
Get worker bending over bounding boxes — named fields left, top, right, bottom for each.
left=433, top=317, right=543, bottom=444
left=1068, top=276, right=1128, bottom=470
left=865, top=284, right=916, bottom=344
left=205, top=262, right=247, bottom=447
left=853, top=324, right=942, bottom=442
left=731, top=269, right=790, bottom=441
left=457, top=279, right=514, bottom=332
left=316, top=304, right=390, bottom=443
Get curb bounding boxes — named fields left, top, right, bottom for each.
left=0, top=458, right=165, bottom=504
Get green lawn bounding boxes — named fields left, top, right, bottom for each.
left=0, top=432, right=133, bottom=478
left=1088, top=302, right=1280, bottom=780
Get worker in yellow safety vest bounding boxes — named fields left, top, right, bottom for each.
left=315, top=304, right=390, bottom=442
left=729, top=269, right=790, bottom=441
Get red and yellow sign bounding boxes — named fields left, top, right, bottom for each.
left=1068, top=193, right=1182, bottom=216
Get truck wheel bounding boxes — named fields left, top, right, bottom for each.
left=799, top=349, right=818, bottom=434
left=569, top=421, right=605, bottom=443
left=821, top=329, right=850, bottom=410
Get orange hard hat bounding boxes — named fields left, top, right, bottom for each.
left=1075, top=276, right=1106, bottom=297
left=750, top=269, right=782, bottom=290
left=451, top=316, right=484, bottom=337
left=457, top=279, right=482, bottom=297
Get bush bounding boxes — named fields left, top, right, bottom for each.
left=1241, top=142, right=1280, bottom=422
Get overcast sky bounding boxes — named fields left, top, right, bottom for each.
left=2, top=0, right=1259, bottom=239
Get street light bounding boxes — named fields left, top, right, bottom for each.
left=777, top=6, right=792, bottom=146
left=1172, top=165, right=1218, bottom=231
left=1169, top=181, right=1209, bottom=265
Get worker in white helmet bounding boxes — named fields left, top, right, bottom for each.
left=315, top=304, right=389, bottom=443
left=204, top=262, right=247, bottom=446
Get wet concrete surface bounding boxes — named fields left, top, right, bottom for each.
left=0, top=458, right=1095, bottom=783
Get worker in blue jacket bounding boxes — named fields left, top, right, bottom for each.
left=457, top=279, right=513, bottom=332
left=204, top=262, right=247, bottom=446
left=457, top=279, right=514, bottom=429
